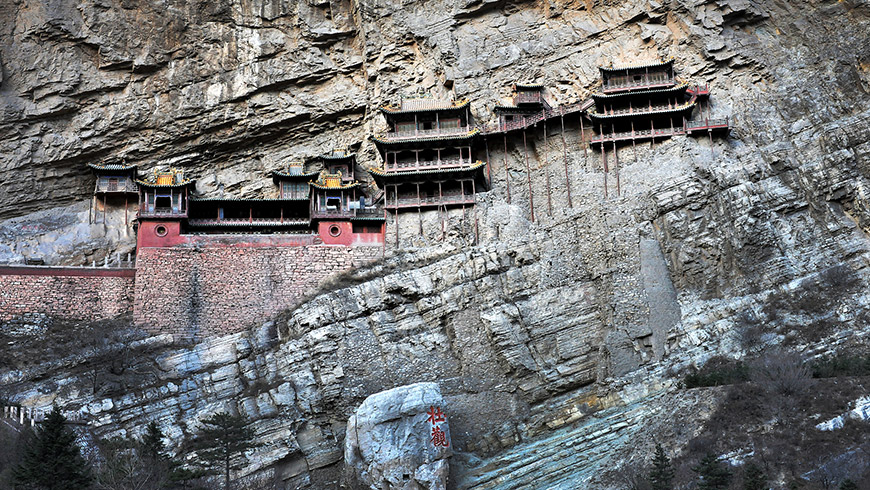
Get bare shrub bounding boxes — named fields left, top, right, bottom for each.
left=749, top=348, right=811, bottom=398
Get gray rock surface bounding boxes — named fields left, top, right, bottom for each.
left=345, top=382, right=451, bottom=490
left=2, top=0, right=870, bottom=488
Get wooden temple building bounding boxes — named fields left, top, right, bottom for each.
left=369, top=96, right=489, bottom=244
left=88, top=163, right=139, bottom=225
left=87, top=152, right=384, bottom=249
left=588, top=58, right=730, bottom=194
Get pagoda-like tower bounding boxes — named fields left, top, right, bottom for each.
left=87, top=162, right=139, bottom=225
left=135, top=169, right=195, bottom=247
left=588, top=58, right=697, bottom=148
left=493, top=84, right=552, bottom=132
left=369, top=97, right=487, bottom=228
left=309, top=151, right=383, bottom=245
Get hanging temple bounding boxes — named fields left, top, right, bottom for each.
left=88, top=58, right=729, bottom=251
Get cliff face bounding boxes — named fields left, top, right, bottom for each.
left=3, top=0, right=870, bottom=488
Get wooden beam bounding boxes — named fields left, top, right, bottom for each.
left=523, top=128, right=535, bottom=223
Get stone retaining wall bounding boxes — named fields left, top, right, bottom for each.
left=0, top=267, right=135, bottom=325
left=133, top=245, right=383, bottom=336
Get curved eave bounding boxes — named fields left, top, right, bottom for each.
left=592, top=83, right=688, bottom=100
left=189, top=197, right=310, bottom=203
left=515, top=83, right=545, bottom=90
left=599, top=58, right=675, bottom=74
left=588, top=103, right=696, bottom=121
left=372, top=129, right=480, bottom=146
left=378, top=99, right=470, bottom=115
left=136, top=179, right=196, bottom=189
left=88, top=163, right=138, bottom=172
left=350, top=215, right=386, bottom=222
left=309, top=182, right=362, bottom=190
left=272, top=170, right=320, bottom=180
left=319, top=153, right=355, bottom=161
left=367, top=161, right=486, bottom=183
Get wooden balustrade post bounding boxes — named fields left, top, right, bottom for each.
left=560, top=110, right=572, bottom=208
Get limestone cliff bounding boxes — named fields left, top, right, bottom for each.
left=2, top=0, right=870, bottom=488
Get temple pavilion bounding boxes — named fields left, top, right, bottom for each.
left=369, top=96, right=488, bottom=212
left=588, top=58, right=729, bottom=148
left=88, top=162, right=139, bottom=224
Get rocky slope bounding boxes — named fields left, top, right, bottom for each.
left=2, top=0, right=870, bottom=488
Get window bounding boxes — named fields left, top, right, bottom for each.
left=397, top=122, right=415, bottom=133
left=282, top=182, right=307, bottom=199
left=155, top=196, right=171, bottom=211
left=440, top=118, right=460, bottom=129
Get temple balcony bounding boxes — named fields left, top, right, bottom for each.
left=589, top=127, right=686, bottom=145
left=385, top=159, right=472, bottom=173
left=138, top=208, right=188, bottom=219
left=385, top=194, right=476, bottom=210
left=685, top=117, right=730, bottom=134
left=187, top=218, right=310, bottom=227
left=602, top=76, right=675, bottom=93
left=311, top=207, right=382, bottom=220
left=381, top=126, right=471, bottom=141
left=95, top=181, right=139, bottom=194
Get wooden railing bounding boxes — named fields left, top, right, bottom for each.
left=685, top=117, right=729, bottom=130
left=386, top=194, right=476, bottom=209
left=187, top=218, right=310, bottom=226
left=603, top=76, right=674, bottom=92
left=381, top=126, right=471, bottom=141
left=311, top=207, right=382, bottom=219
left=96, top=182, right=138, bottom=193
left=481, top=99, right=594, bottom=135
left=515, top=93, right=543, bottom=104
left=589, top=127, right=686, bottom=144
left=138, top=208, right=187, bottom=218
left=594, top=102, right=692, bottom=117
left=385, top=159, right=469, bottom=172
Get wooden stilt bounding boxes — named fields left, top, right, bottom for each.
left=503, top=134, right=511, bottom=203
left=542, top=111, right=551, bottom=217
left=614, top=140, right=620, bottom=196
left=472, top=179, right=478, bottom=244
left=484, top=138, right=491, bottom=185
left=124, top=195, right=128, bottom=229
left=560, top=112, right=572, bottom=208
left=601, top=142, right=608, bottom=199
left=631, top=119, right=637, bottom=161
left=523, top=129, right=535, bottom=223
left=580, top=116, right=588, bottom=157
left=439, top=183, right=444, bottom=240
left=102, top=195, right=107, bottom=224
left=90, top=195, right=94, bottom=224
left=395, top=210, right=400, bottom=248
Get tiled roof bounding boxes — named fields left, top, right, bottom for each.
left=88, top=163, right=138, bottom=172
left=136, top=179, right=195, bottom=188
left=599, top=57, right=675, bottom=73
left=367, top=160, right=486, bottom=178
left=379, top=98, right=470, bottom=114
left=592, top=82, right=688, bottom=99
left=372, top=128, right=480, bottom=145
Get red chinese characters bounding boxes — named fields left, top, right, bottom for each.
left=426, top=406, right=449, bottom=447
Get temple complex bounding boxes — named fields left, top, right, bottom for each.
left=370, top=96, right=488, bottom=245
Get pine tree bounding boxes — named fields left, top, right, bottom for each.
left=839, top=479, right=858, bottom=490
left=140, top=421, right=164, bottom=462
left=648, top=444, right=675, bottom=490
left=191, top=412, right=261, bottom=490
left=743, top=462, right=766, bottom=490
left=693, top=453, right=732, bottom=490
left=12, top=406, right=92, bottom=489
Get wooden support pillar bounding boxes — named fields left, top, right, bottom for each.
left=124, top=195, right=128, bottom=228
left=601, top=142, right=608, bottom=199
left=439, top=182, right=444, bottom=240
left=472, top=179, right=478, bottom=244
left=484, top=137, right=491, bottom=184
left=395, top=210, right=400, bottom=248
left=560, top=112, right=572, bottom=209
left=102, top=195, right=107, bottom=224
left=523, top=129, right=535, bottom=223
left=90, top=195, right=94, bottom=224
left=651, top=119, right=655, bottom=148
left=542, top=110, right=551, bottom=217
left=280, top=207, right=284, bottom=224
left=503, top=134, right=511, bottom=203
left=580, top=116, right=588, bottom=157
left=614, top=140, right=620, bottom=196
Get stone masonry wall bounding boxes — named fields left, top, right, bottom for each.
left=0, top=268, right=135, bottom=325
left=133, top=245, right=384, bottom=337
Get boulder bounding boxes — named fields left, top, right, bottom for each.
left=344, top=382, right=451, bottom=490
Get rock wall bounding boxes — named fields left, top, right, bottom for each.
left=133, top=245, right=383, bottom=336
left=0, top=266, right=134, bottom=324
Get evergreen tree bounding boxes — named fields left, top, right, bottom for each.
left=140, top=421, right=164, bottom=462
left=743, top=462, right=766, bottom=490
left=648, top=444, right=675, bottom=490
left=693, top=453, right=732, bottom=490
left=191, top=412, right=261, bottom=489
left=839, top=479, right=858, bottom=490
left=12, top=406, right=92, bottom=490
